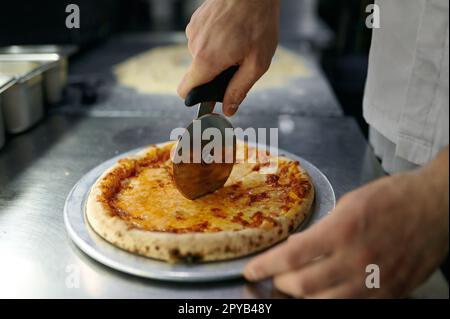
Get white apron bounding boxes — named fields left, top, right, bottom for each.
left=364, top=0, right=449, bottom=174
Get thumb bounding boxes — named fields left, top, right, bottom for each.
left=222, top=59, right=267, bottom=116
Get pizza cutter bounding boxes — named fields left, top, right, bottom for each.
left=173, top=66, right=238, bottom=200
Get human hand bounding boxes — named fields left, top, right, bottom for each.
left=244, top=150, right=449, bottom=298
left=177, top=0, right=279, bottom=116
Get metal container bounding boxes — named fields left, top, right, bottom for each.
left=0, top=45, right=77, bottom=56
left=42, top=55, right=67, bottom=104
left=0, top=46, right=77, bottom=104
left=0, top=61, right=45, bottom=133
left=0, top=106, right=4, bottom=149
left=0, top=53, right=63, bottom=105
left=0, top=75, right=16, bottom=148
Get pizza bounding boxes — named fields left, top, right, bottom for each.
left=86, top=141, right=314, bottom=263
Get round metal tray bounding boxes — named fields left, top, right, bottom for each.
left=64, top=144, right=336, bottom=282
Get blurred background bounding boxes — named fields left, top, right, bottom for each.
left=0, top=0, right=372, bottom=134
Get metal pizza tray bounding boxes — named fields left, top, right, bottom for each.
left=64, top=143, right=336, bottom=282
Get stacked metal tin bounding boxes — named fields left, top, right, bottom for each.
left=0, top=45, right=76, bottom=149
left=0, top=75, right=15, bottom=148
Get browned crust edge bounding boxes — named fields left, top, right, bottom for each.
left=85, top=143, right=315, bottom=263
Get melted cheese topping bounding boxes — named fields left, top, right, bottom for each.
left=98, top=143, right=311, bottom=233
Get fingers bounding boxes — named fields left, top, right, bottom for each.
left=177, top=58, right=223, bottom=100
left=177, top=56, right=269, bottom=116
left=272, top=253, right=349, bottom=298
left=243, top=215, right=336, bottom=281
left=222, top=58, right=269, bottom=116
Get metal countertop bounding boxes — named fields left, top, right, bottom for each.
left=53, top=33, right=342, bottom=118
left=0, top=114, right=447, bottom=298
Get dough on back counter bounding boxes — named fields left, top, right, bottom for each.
left=114, top=44, right=310, bottom=95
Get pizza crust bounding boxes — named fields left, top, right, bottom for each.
left=114, top=45, right=310, bottom=95
left=86, top=142, right=314, bottom=263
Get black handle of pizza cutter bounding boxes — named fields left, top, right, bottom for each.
left=185, top=66, right=239, bottom=106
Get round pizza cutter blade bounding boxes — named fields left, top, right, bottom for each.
left=173, top=66, right=238, bottom=199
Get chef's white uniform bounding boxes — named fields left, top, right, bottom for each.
left=364, top=0, right=449, bottom=174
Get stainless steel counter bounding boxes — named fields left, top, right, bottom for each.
left=55, top=33, right=342, bottom=118
left=0, top=114, right=447, bottom=298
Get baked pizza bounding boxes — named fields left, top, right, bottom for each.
left=86, top=141, right=314, bottom=263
